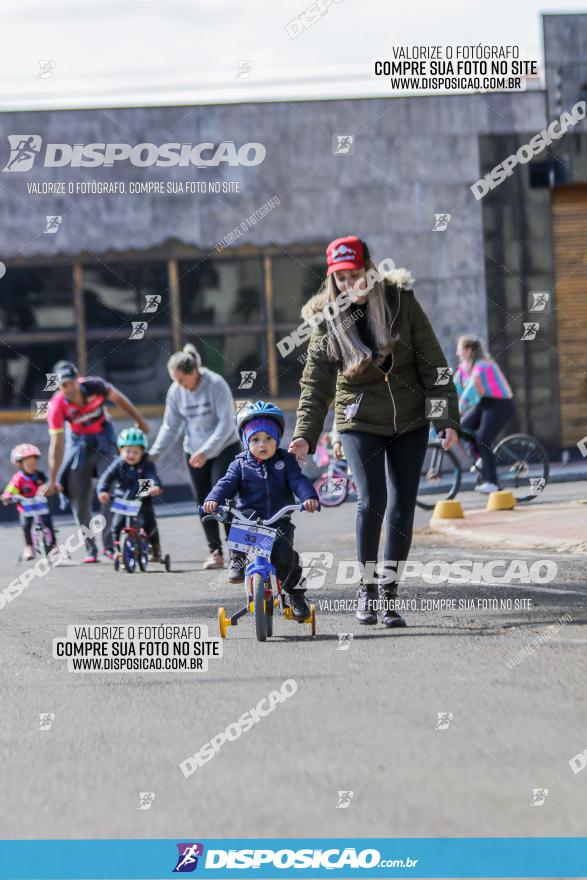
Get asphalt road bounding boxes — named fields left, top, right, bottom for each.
left=1, top=489, right=586, bottom=842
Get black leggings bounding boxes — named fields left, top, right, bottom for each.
left=341, top=425, right=429, bottom=587
left=187, top=441, right=242, bottom=554
left=460, top=398, right=515, bottom=484
left=20, top=513, right=55, bottom=547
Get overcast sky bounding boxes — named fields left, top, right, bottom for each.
left=0, top=0, right=583, bottom=110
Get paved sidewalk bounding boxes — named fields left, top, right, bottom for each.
left=428, top=498, right=587, bottom=554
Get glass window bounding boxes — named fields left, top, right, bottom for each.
left=178, top=258, right=263, bottom=325
left=83, top=263, right=171, bottom=328
left=0, top=266, right=74, bottom=332
left=183, top=333, right=268, bottom=395
left=87, top=336, right=174, bottom=405
left=0, top=340, right=77, bottom=408
left=276, top=343, right=306, bottom=398
left=271, top=255, right=325, bottom=324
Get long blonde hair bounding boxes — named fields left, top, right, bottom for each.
left=321, top=259, right=397, bottom=378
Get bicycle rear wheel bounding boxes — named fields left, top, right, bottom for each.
left=493, top=433, right=549, bottom=503
left=416, top=441, right=462, bottom=510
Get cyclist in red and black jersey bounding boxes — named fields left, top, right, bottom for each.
left=41, top=361, right=149, bottom=563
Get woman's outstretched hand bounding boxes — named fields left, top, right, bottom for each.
left=288, top=438, right=310, bottom=463
left=438, top=428, right=459, bottom=450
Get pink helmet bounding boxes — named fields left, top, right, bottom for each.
left=10, top=443, right=41, bottom=465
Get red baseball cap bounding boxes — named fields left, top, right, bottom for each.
left=326, top=236, right=364, bottom=275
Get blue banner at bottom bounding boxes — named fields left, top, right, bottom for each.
left=0, top=838, right=586, bottom=879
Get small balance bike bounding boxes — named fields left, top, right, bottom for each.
left=111, top=497, right=171, bottom=574
left=9, top=494, right=57, bottom=560
left=199, top=502, right=317, bottom=642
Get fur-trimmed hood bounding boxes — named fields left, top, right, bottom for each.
left=300, top=267, right=415, bottom=323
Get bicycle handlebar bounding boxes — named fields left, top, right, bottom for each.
left=198, top=501, right=319, bottom=527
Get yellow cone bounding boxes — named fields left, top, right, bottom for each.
left=486, top=490, right=516, bottom=510
left=432, top=499, right=464, bottom=519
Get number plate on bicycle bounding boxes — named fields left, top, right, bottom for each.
left=20, top=497, right=49, bottom=517
left=227, top=523, right=276, bottom=558
left=111, top=498, right=142, bottom=517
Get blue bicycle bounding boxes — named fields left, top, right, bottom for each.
left=199, top=502, right=317, bottom=642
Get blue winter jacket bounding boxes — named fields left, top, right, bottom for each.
left=96, top=454, right=162, bottom=500
left=205, top=448, right=318, bottom=519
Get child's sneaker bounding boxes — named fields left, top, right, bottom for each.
left=227, top=551, right=247, bottom=583
left=203, top=549, right=224, bottom=570
left=23, top=545, right=35, bottom=561
left=288, top=590, right=311, bottom=621
left=82, top=554, right=99, bottom=564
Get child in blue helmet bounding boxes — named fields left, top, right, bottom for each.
left=97, top=427, right=163, bottom=560
left=203, top=401, right=319, bottom=620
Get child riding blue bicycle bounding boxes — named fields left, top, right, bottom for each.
left=203, top=401, right=319, bottom=622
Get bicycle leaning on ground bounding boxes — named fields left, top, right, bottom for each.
left=416, top=427, right=550, bottom=510
left=199, top=502, right=318, bottom=642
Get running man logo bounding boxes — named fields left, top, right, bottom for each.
left=37, top=60, right=56, bottom=79
left=434, top=367, right=452, bottom=386
left=143, top=294, right=161, bottom=313
left=137, top=792, right=155, bottom=810
left=44, top=216, right=62, bottom=234
left=137, top=479, right=154, bottom=498
left=531, top=788, right=548, bottom=806
left=238, top=371, right=256, bottom=390
left=173, top=843, right=204, bottom=873
left=577, top=436, right=587, bottom=458
left=529, top=477, right=546, bottom=496
left=38, top=713, right=54, bottom=731
left=44, top=373, right=60, bottom=391
left=31, top=400, right=49, bottom=421
left=529, top=291, right=551, bottom=313
left=235, top=60, right=254, bottom=79
left=426, top=398, right=448, bottom=420
left=336, top=790, right=354, bottom=809
left=433, top=213, right=451, bottom=231
left=521, top=322, right=539, bottom=341
left=300, top=551, right=334, bottom=589
left=336, top=633, right=354, bottom=651
left=3, top=135, right=42, bottom=172
left=436, top=712, right=453, bottom=730
left=129, top=321, right=149, bottom=340
left=332, top=134, right=354, bottom=155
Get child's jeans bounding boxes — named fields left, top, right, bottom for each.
left=233, top=517, right=304, bottom=592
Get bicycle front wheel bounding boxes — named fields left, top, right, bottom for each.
left=416, top=441, right=462, bottom=510
left=253, top=573, right=268, bottom=642
left=314, top=474, right=348, bottom=507
left=493, top=433, right=550, bottom=503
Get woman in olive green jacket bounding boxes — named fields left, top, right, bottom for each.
left=289, top=236, right=460, bottom=628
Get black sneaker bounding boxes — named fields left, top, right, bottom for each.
left=379, top=587, right=407, bottom=628
left=288, top=590, right=311, bottom=621
left=356, top=582, right=378, bottom=625
left=227, top=551, right=247, bottom=583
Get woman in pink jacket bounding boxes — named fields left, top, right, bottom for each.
left=454, top=335, right=515, bottom=493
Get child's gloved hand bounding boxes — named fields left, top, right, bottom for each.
left=203, top=500, right=218, bottom=514
left=149, top=485, right=163, bottom=497
left=303, top=499, right=320, bottom=513
left=98, top=491, right=110, bottom=504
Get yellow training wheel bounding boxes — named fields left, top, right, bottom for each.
left=218, top=607, right=227, bottom=639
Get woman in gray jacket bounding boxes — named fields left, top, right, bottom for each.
left=149, top=344, right=241, bottom=569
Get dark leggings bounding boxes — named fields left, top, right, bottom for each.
left=460, top=398, right=515, bottom=484
left=112, top=500, right=160, bottom=548
left=20, top=513, right=55, bottom=547
left=187, top=441, right=242, bottom=554
left=341, top=425, right=429, bottom=587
